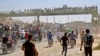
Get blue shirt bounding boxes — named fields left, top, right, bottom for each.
left=47, top=33, right=52, bottom=40
left=69, top=33, right=76, bottom=40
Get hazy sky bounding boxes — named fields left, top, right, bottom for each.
left=0, top=0, right=100, bottom=11
left=0, top=0, right=99, bottom=23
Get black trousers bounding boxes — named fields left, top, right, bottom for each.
left=62, top=45, right=67, bottom=56
left=84, top=47, right=92, bottom=56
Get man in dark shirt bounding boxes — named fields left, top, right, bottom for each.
left=2, top=37, right=8, bottom=44
left=21, top=35, right=38, bottom=56
left=2, top=34, right=9, bottom=44
left=60, top=33, right=69, bottom=56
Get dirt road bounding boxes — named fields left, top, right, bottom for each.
left=0, top=35, right=100, bottom=56
left=0, top=38, right=83, bottom=56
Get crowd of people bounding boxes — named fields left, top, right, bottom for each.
left=20, top=28, right=94, bottom=56
left=0, top=24, right=94, bottom=56
left=0, top=23, right=94, bottom=56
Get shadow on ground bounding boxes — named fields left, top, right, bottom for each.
left=0, top=52, right=11, bottom=55
left=68, top=47, right=73, bottom=49
left=44, top=46, right=52, bottom=48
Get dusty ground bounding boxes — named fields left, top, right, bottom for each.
left=0, top=34, right=100, bottom=56
left=0, top=37, right=84, bottom=56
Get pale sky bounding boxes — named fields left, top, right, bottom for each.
left=0, top=0, right=99, bottom=23
left=0, top=0, right=100, bottom=11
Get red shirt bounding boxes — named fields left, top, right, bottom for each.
left=25, top=32, right=28, bottom=40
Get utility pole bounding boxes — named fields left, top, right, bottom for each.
left=37, top=16, right=40, bottom=26
left=68, top=16, right=69, bottom=28
left=34, top=16, right=37, bottom=25
left=46, top=16, right=48, bottom=24
left=78, top=16, right=79, bottom=21
left=46, top=16, right=48, bottom=30
left=34, top=16, right=36, bottom=21
left=78, top=16, right=79, bottom=30
left=54, top=16, right=56, bottom=34
left=54, top=16, right=55, bottom=24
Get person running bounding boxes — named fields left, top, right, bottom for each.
left=80, top=29, right=94, bottom=56
left=47, top=32, right=53, bottom=47
left=69, top=31, right=77, bottom=46
left=21, top=35, right=38, bottom=56
left=60, top=33, right=69, bottom=56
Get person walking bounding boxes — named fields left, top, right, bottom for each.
left=11, top=32, right=17, bottom=45
left=21, top=35, right=38, bottom=56
left=60, top=33, right=69, bottom=56
left=80, top=29, right=94, bottom=56
left=69, top=31, right=77, bottom=46
left=80, top=30, right=85, bottom=42
left=47, top=32, right=53, bottom=47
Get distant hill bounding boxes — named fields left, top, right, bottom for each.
left=0, top=17, right=26, bottom=28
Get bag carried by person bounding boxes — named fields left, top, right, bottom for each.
left=85, top=35, right=93, bottom=46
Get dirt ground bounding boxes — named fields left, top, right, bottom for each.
left=1, top=34, right=100, bottom=56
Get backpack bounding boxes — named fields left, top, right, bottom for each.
left=85, top=35, right=92, bottom=45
